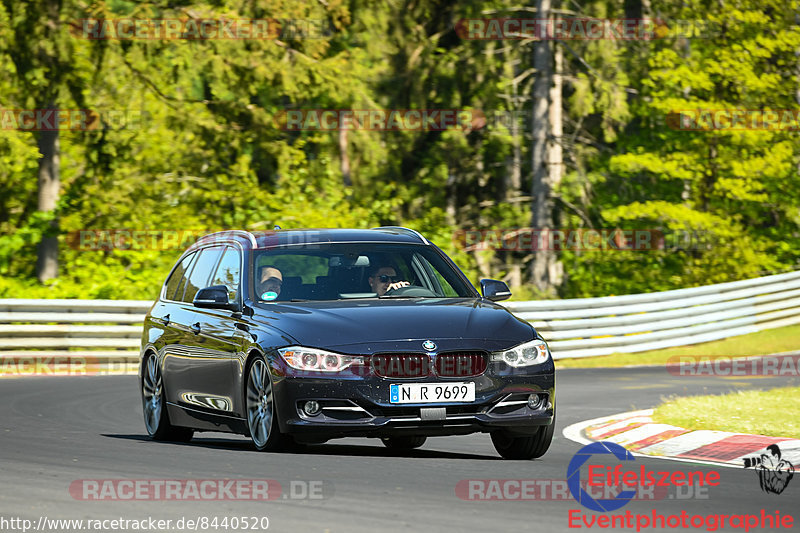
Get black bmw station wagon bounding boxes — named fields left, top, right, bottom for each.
left=140, top=227, right=555, bottom=459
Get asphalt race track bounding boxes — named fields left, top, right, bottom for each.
left=1, top=368, right=798, bottom=533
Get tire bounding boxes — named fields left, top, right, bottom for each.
left=491, top=416, right=555, bottom=460
left=245, top=356, right=289, bottom=452
left=381, top=436, right=427, bottom=449
left=141, top=352, right=193, bottom=443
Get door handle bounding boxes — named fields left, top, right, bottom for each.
left=191, top=322, right=201, bottom=334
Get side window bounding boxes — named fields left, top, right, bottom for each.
left=181, top=247, right=224, bottom=303
left=164, top=252, right=196, bottom=301
left=396, top=258, right=417, bottom=285
left=411, top=252, right=456, bottom=296
left=210, top=247, right=241, bottom=303
left=433, top=270, right=458, bottom=297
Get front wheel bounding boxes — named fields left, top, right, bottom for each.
left=141, top=353, right=193, bottom=442
left=246, top=357, right=288, bottom=452
left=491, top=418, right=555, bottom=460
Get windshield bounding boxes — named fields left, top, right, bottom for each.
left=252, top=243, right=476, bottom=301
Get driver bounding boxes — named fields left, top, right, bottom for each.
left=368, top=266, right=410, bottom=296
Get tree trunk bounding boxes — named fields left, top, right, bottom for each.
left=501, top=46, right=522, bottom=202
left=34, top=0, right=64, bottom=283
left=529, top=0, right=557, bottom=294
left=510, top=120, right=522, bottom=197
left=546, top=42, right=564, bottom=288
left=445, top=168, right=457, bottom=225
left=339, top=127, right=352, bottom=187
left=506, top=263, right=522, bottom=290
left=624, top=0, right=643, bottom=20
left=36, top=119, right=60, bottom=282
left=548, top=44, right=563, bottom=193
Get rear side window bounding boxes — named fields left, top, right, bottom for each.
left=164, top=252, right=196, bottom=301
left=210, top=247, right=241, bottom=303
left=181, top=247, right=224, bottom=303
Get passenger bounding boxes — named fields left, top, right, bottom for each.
left=368, top=266, right=410, bottom=296
left=257, top=265, right=283, bottom=300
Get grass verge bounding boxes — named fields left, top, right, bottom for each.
left=651, top=386, right=800, bottom=439
left=555, top=323, right=800, bottom=369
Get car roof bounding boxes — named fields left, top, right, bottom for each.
left=190, top=226, right=429, bottom=251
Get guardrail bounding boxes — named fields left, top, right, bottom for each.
left=1, top=270, right=799, bottom=363
left=0, top=299, right=151, bottom=365
left=505, top=270, right=800, bottom=359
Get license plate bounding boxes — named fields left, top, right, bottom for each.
left=390, top=383, right=475, bottom=404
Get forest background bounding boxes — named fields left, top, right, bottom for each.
left=1, top=0, right=798, bottom=301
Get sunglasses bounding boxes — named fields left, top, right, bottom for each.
left=377, top=274, right=399, bottom=283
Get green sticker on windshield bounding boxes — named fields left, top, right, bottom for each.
left=261, top=291, right=278, bottom=301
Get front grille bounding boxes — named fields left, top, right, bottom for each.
left=435, top=352, right=488, bottom=377
left=371, top=354, right=431, bottom=378
left=371, top=351, right=488, bottom=378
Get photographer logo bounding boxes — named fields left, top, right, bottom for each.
left=743, top=444, right=794, bottom=494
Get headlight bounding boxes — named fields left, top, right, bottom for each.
left=278, top=346, right=365, bottom=372
left=490, top=339, right=550, bottom=367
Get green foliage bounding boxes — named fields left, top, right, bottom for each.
left=0, top=0, right=798, bottom=299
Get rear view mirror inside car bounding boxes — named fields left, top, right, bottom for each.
left=329, top=254, right=370, bottom=268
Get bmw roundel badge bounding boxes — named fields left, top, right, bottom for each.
left=422, top=340, right=437, bottom=351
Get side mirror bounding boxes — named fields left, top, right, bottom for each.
left=193, top=285, right=239, bottom=311
left=480, top=279, right=512, bottom=302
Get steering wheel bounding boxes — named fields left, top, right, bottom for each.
left=383, top=285, right=437, bottom=297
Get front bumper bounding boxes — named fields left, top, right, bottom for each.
left=271, top=364, right=555, bottom=439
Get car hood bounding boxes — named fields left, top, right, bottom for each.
left=251, top=297, right=535, bottom=354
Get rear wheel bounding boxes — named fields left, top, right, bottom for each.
left=246, top=357, right=288, bottom=451
left=491, top=417, right=555, bottom=460
left=381, top=436, right=427, bottom=449
left=141, top=353, right=193, bottom=442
